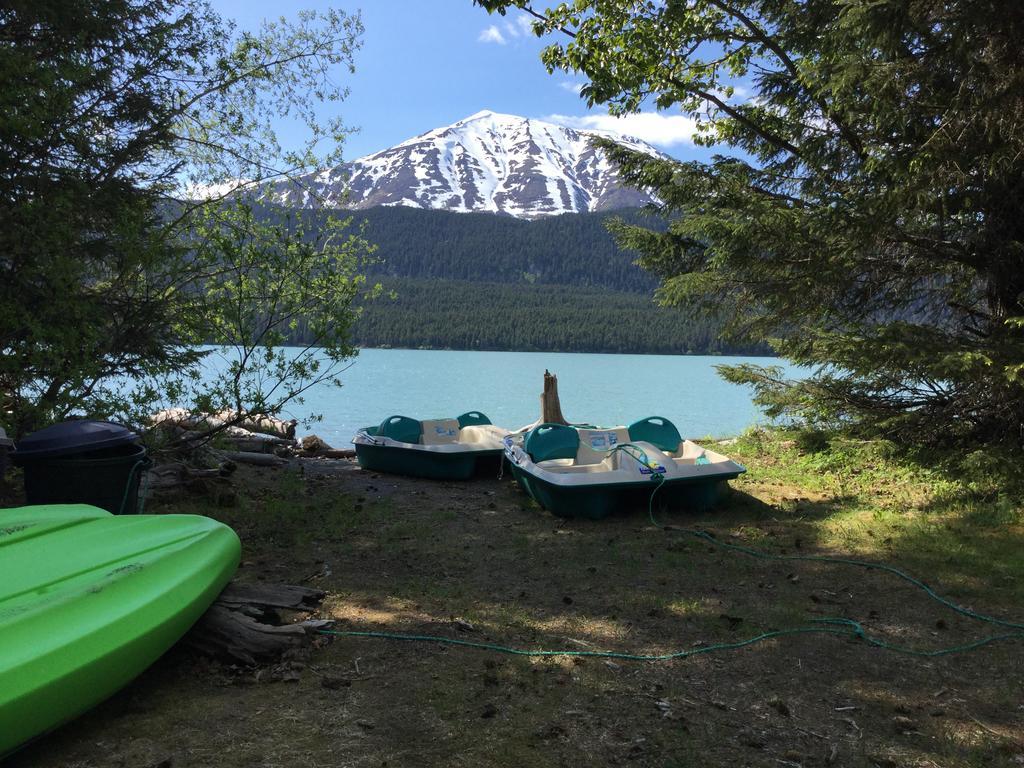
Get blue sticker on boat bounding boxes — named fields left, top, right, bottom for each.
left=589, top=432, right=618, bottom=450
left=639, top=465, right=666, bottom=475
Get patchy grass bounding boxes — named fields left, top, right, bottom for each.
left=7, top=429, right=1024, bottom=768
left=728, top=428, right=1024, bottom=607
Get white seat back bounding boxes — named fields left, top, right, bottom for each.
left=420, top=418, right=460, bottom=445
left=575, top=428, right=630, bottom=465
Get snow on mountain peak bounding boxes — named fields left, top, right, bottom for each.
left=267, top=112, right=661, bottom=219
left=461, top=108, right=499, bottom=121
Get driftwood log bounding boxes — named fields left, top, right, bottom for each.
left=322, top=449, right=356, bottom=459
left=222, top=450, right=288, bottom=467
left=221, top=431, right=294, bottom=454
left=151, top=408, right=298, bottom=440
left=185, top=582, right=330, bottom=666
left=146, top=461, right=235, bottom=494
left=292, top=435, right=356, bottom=460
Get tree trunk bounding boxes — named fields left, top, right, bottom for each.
left=540, top=370, right=568, bottom=425
left=184, top=582, right=329, bottom=666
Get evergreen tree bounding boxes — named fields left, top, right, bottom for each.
left=0, top=0, right=363, bottom=435
left=477, top=0, right=1024, bottom=447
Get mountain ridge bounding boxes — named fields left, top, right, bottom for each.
left=266, top=110, right=660, bottom=219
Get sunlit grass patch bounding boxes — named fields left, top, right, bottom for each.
left=727, top=428, right=1024, bottom=608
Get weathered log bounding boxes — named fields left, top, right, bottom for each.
left=160, top=428, right=292, bottom=456
left=184, top=582, right=328, bottom=666
left=146, top=461, right=234, bottom=492
left=150, top=408, right=297, bottom=439
left=540, top=369, right=569, bottom=425
left=217, top=582, right=326, bottom=611
left=221, top=439, right=272, bottom=454
left=222, top=451, right=288, bottom=467
left=222, top=428, right=293, bottom=445
left=220, top=411, right=297, bottom=439
left=221, top=435, right=294, bottom=454
left=150, top=408, right=225, bottom=432
left=185, top=608, right=308, bottom=665
left=322, top=448, right=356, bottom=459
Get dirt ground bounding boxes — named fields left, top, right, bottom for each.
left=6, top=449, right=1024, bottom=768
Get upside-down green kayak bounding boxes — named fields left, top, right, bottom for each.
left=0, top=504, right=240, bottom=756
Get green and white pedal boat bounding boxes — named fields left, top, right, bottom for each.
left=353, top=411, right=507, bottom=480
left=504, top=416, right=745, bottom=519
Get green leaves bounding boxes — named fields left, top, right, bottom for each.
left=475, top=0, right=1024, bottom=446
left=174, top=201, right=376, bottom=427
left=0, top=1, right=369, bottom=437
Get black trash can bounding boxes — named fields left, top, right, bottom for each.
left=0, top=427, right=12, bottom=477
left=13, top=421, right=151, bottom=514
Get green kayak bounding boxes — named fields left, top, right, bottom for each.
left=0, top=504, right=240, bottom=756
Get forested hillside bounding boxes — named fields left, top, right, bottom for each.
left=293, top=206, right=762, bottom=355
left=322, top=205, right=661, bottom=291
left=350, top=279, right=767, bottom=355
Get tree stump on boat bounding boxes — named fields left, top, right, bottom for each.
left=541, top=370, right=569, bottom=425
left=184, top=582, right=330, bottom=666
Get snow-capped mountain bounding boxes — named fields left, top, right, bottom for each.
left=268, top=110, right=660, bottom=219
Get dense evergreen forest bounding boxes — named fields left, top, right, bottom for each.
left=343, top=205, right=661, bottom=291
left=349, top=278, right=769, bottom=355
left=282, top=205, right=758, bottom=355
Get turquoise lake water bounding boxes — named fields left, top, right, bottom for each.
left=217, top=348, right=797, bottom=446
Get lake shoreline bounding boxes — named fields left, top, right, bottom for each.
left=349, top=344, right=783, bottom=358
left=195, top=347, right=798, bottom=447
left=261, top=342, right=784, bottom=359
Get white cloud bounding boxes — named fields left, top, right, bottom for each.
left=559, top=81, right=585, bottom=94
left=478, top=25, right=507, bottom=45
left=544, top=112, right=700, bottom=148
left=731, top=84, right=752, bottom=101
left=712, top=83, right=753, bottom=102
left=498, top=15, right=536, bottom=40
left=514, top=14, right=535, bottom=36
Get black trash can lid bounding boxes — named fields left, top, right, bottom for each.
left=13, top=420, right=139, bottom=459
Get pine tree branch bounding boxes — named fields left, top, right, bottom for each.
left=704, top=0, right=868, bottom=162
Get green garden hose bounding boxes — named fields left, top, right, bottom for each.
left=321, top=453, right=1024, bottom=661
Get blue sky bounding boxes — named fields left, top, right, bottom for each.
left=210, top=0, right=710, bottom=163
